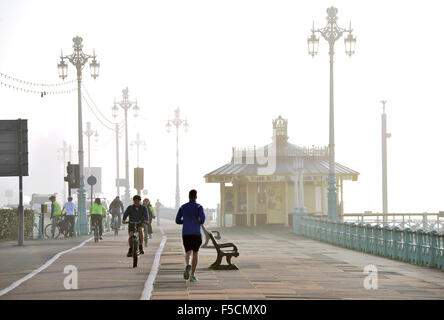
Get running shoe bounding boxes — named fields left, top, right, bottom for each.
left=183, top=264, right=191, bottom=280
left=189, top=275, right=198, bottom=282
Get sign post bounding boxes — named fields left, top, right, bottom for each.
left=0, top=119, right=28, bottom=246
left=87, top=175, right=97, bottom=209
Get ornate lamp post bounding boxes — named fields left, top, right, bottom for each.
left=130, top=133, right=146, bottom=168
left=58, top=36, right=99, bottom=235
left=307, top=7, right=356, bottom=221
left=166, top=108, right=188, bottom=210
left=112, top=87, right=139, bottom=206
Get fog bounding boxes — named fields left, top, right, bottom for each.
left=1, top=0, right=444, bottom=213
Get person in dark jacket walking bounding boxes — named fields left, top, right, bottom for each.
left=175, top=189, right=206, bottom=282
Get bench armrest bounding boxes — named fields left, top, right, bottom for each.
left=218, top=242, right=238, bottom=253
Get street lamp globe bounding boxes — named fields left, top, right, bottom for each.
left=307, top=32, right=319, bottom=57
left=133, top=102, right=140, bottom=117
left=58, top=58, right=68, bottom=80
left=89, top=51, right=100, bottom=79
left=112, top=103, right=118, bottom=118
left=344, top=32, right=356, bottom=57
left=166, top=121, right=172, bottom=133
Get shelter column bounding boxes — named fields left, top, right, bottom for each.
left=220, top=182, right=225, bottom=227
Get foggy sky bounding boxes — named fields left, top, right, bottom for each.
left=1, top=0, right=443, bottom=213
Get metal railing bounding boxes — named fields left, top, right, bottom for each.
left=310, top=212, right=444, bottom=233
left=300, top=216, right=444, bottom=270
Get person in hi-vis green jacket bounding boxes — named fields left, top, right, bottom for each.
left=90, top=198, right=107, bottom=240
left=49, top=195, right=62, bottom=238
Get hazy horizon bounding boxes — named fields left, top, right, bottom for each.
left=1, top=0, right=443, bottom=214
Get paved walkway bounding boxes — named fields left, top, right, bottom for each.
left=151, top=220, right=444, bottom=300
left=1, top=218, right=444, bottom=299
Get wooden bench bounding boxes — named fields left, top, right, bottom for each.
left=201, top=228, right=221, bottom=248
left=207, top=231, right=239, bottom=270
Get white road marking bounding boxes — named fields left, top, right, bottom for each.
left=0, top=236, right=93, bottom=297
left=140, top=226, right=167, bottom=300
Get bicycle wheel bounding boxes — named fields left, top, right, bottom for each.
left=94, top=224, right=99, bottom=242
left=133, top=236, right=138, bottom=268
left=45, top=224, right=60, bottom=239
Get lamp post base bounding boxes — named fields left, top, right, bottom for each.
left=292, top=206, right=307, bottom=235
left=77, top=186, right=89, bottom=235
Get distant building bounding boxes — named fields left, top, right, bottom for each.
left=204, top=116, right=359, bottom=226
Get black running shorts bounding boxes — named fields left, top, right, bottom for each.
left=182, top=234, right=202, bottom=252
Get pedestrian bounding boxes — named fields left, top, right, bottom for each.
left=62, top=196, right=77, bottom=237
left=175, top=189, right=206, bottom=282
left=122, top=195, right=150, bottom=257
left=49, top=195, right=62, bottom=238
left=89, top=198, right=107, bottom=240
left=155, top=199, right=162, bottom=224
left=109, top=195, right=124, bottom=230
left=143, top=198, right=155, bottom=239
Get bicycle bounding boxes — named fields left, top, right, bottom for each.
left=123, top=220, right=144, bottom=268
left=44, top=215, right=68, bottom=239
left=90, top=215, right=100, bottom=243
left=111, top=213, right=119, bottom=236
left=143, top=223, right=149, bottom=246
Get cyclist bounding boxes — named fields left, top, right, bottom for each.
left=122, top=195, right=150, bottom=257
left=90, top=198, right=107, bottom=240
left=142, top=198, right=155, bottom=239
left=49, top=195, right=62, bottom=238
left=109, top=195, right=124, bottom=230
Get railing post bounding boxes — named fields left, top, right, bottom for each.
left=374, top=225, right=381, bottom=255
left=340, top=222, right=346, bottom=247
left=358, top=223, right=365, bottom=252
left=429, top=230, right=439, bottom=268
left=365, top=224, right=372, bottom=253
left=382, top=225, right=392, bottom=257
left=404, top=228, right=413, bottom=262
left=439, top=234, right=444, bottom=270
left=416, top=229, right=425, bottom=265
left=392, top=226, right=401, bottom=261
left=350, top=223, right=357, bottom=250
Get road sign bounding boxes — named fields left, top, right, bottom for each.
left=87, top=175, right=97, bottom=186
left=84, top=167, right=102, bottom=193
left=134, top=167, right=144, bottom=190
left=0, top=119, right=28, bottom=176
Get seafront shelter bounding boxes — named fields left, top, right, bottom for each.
left=204, top=116, right=359, bottom=227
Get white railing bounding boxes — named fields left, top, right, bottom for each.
left=334, top=212, right=444, bottom=233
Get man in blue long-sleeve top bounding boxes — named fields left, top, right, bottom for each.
left=176, top=189, right=206, bottom=282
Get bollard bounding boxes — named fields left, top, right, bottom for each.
left=416, top=229, right=425, bottom=265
